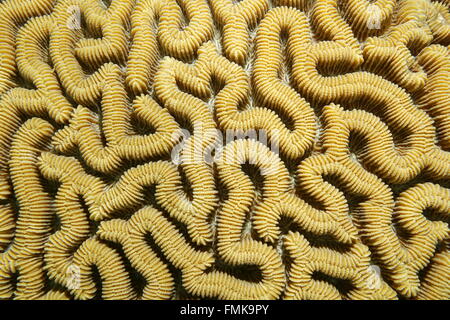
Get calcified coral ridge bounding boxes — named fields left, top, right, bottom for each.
left=0, top=0, right=449, bottom=300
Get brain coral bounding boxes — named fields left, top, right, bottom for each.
left=0, top=0, right=449, bottom=300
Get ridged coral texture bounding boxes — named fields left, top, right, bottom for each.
left=0, top=0, right=449, bottom=300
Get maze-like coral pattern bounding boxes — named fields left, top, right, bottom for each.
left=0, top=0, right=449, bottom=300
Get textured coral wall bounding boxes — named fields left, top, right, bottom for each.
left=0, top=0, right=449, bottom=300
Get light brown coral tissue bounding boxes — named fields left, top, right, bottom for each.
left=0, top=0, right=449, bottom=300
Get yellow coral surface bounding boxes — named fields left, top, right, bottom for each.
left=0, top=0, right=449, bottom=300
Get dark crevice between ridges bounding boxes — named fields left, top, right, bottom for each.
left=143, top=184, right=210, bottom=253
left=90, top=265, right=103, bottom=300
left=278, top=215, right=354, bottom=254
left=311, top=271, right=355, bottom=298
left=142, top=230, right=190, bottom=300
left=205, top=258, right=263, bottom=284
left=43, top=270, right=73, bottom=299
left=99, top=239, right=146, bottom=299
